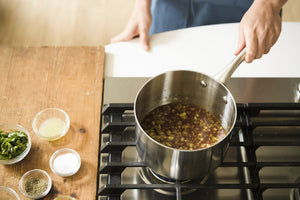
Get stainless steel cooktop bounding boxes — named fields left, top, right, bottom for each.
left=102, top=78, right=300, bottom=104
left=99, top=78, right=300, bottom=200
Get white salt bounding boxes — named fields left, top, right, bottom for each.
left=53, top=153, right=80, bottom=176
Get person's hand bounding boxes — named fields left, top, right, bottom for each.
left=111, top=0, right=152, bottom=51
left=235, top=0, right=287, bottom=63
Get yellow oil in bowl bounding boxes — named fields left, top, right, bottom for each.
left=32, top=108, right=70, bottom=141
left=39, top=118, right=66, bottom=139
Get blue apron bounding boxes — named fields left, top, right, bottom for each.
left=149, top=0, right=254, bottom=35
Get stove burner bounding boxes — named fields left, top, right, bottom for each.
left=148, top=168, right=190, bottom=184
left=295, top=188, right=300, bottom=200
left=138, top=167, right=207, bottom=196
left=290, top=177, right=300, bottom=200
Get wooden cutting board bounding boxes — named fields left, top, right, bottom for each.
left=0, top=46, right=104, bottom=200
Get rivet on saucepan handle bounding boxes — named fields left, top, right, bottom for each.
left=214, top=48, right=246, bottom=85
left=200, top=80, right=207, bottom=87
left=222, top=96, right=228, bottom=104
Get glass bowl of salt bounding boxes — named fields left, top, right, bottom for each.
left=32, top=108, right=70, bottom=141
left=50, top=148, right=81, bottom=177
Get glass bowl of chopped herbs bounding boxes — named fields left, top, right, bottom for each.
left=0, top=123, right=31, bottom=165
left=19, top=169, right=52, bottom=199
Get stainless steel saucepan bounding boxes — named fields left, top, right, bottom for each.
left=134, top=49, right=246, bottom=180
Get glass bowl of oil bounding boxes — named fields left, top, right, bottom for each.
left=32, top=108, right=70, bottom=141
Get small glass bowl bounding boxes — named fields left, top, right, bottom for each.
left=54, top=195, right=76, bottom=200
left=19, top=169, right=52, bottom=199
left=50, top=148, right=81, bottom=177
left=0, top=186, right=20, bottom=200
left=32, top=108, right=70, bottom=141
left=0, top=123, right=31, bottom=165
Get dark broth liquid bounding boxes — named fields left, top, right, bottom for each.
left=141, top=102, right=227, bottom=150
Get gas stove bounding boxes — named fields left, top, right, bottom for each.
left=98, top=78, right=300, bottom=200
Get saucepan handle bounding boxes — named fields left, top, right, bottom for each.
left=214, top=48, right=246, bottom=85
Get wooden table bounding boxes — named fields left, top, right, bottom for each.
left=0, top=46, right=104, bottom=200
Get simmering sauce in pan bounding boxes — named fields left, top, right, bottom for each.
left=141, top=102, right=227, bottom=150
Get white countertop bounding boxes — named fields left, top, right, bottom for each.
left=105, top=22, right=300, bottom=78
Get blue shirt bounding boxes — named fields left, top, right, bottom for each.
left=149, top=0, right=254, bottom=35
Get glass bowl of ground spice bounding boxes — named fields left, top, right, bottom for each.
left=19, top=169, right=52, bottom=199
left=0, top=123, right=31, bottom=165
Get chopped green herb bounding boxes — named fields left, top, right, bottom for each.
left=0, top=129, right=28, bottom=160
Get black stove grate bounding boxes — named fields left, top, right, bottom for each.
left=98, top=103, right=300, bottom=200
